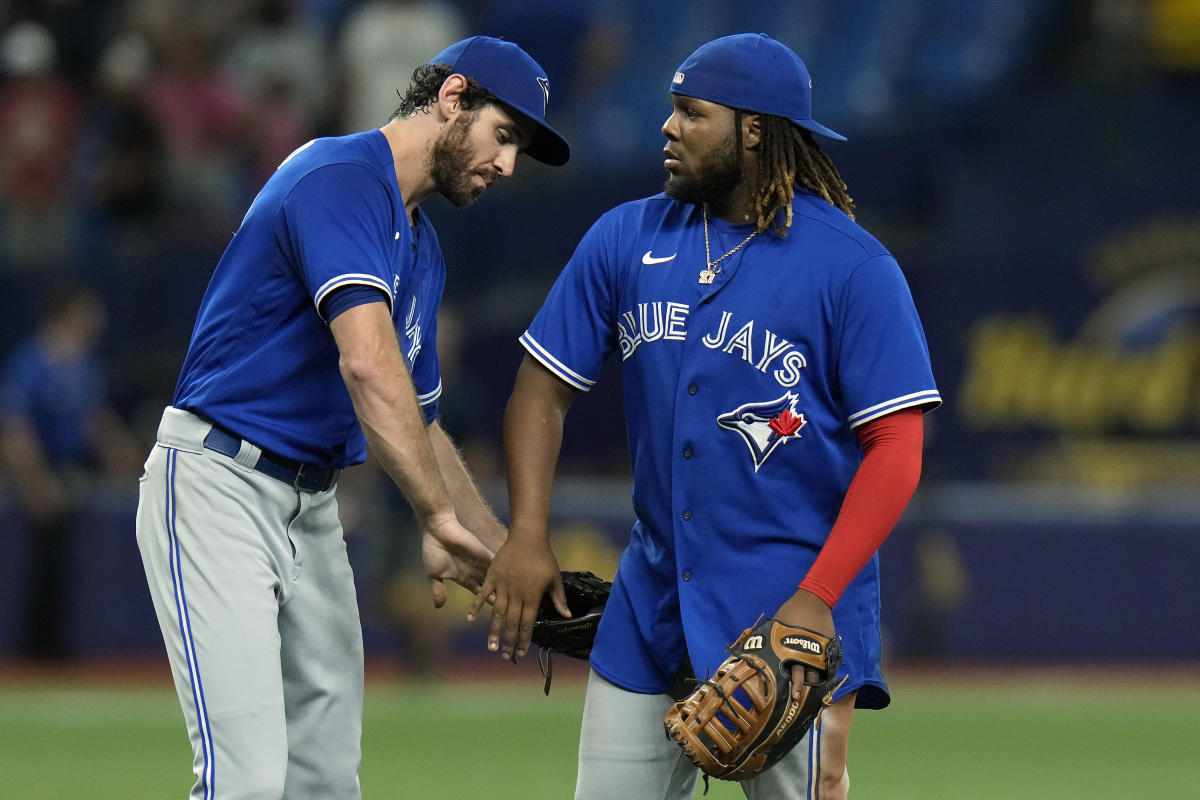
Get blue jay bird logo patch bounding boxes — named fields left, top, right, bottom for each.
left=717, top=392, right=807, bottom=471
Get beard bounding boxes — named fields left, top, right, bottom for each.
left=663, top=135, right=743, bottom=207
left=430, top=114, right=490, bottom=208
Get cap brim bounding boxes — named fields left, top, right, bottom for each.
left=795, top=118, right=847, bottom=142
left=489, top=98, right=570, bottom=166
left=525, top=122, right=571, bottom=166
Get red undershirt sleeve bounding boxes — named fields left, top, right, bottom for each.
left=797, top=406, right=925, bottom=608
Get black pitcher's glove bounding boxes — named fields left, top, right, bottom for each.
left=664, top=618, right=844, bottom=784
left=530, top=570, right=611, bottom=694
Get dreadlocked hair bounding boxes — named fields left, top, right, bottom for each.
left=390, top=64, right=496, bottom=120
left=745, top=111, right=854, bottom=234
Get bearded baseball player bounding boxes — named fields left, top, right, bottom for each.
left=469, top=33, right=940, bottom=799
left=135, top=37, right=569, bottom=799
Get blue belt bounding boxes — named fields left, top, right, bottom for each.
left=202, top=425, right=339, bottom=493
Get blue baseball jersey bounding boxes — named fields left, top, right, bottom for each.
left=522, top=190, right=940, bottom=708
left=173, top=130, right=444, bottom=469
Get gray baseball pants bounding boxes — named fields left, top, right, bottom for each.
left=136, top=407, right=363, bottom=799
left=575, top=668, right=819, bottom=799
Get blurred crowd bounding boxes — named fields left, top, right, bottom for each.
left=1, top=0, right=459, bottom=278
left=1, top=0, right=1195, bottom=286
left=0, top=0, right=1060, bottom=279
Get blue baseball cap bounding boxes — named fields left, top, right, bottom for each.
left=670, top=33, right=846, bottom=142
left=431, top=36, right=571, bottom=166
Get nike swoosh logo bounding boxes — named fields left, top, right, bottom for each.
left=642, top=250, right=677, bottom=265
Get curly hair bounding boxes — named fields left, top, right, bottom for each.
left=739, top=110, right=855, bottom=233
left=390, top=63, right=498, bottom=120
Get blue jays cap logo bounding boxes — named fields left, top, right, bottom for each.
left=717, top=392, right=807, bottom=471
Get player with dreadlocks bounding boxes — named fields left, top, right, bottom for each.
left=748, top=113, right=855, bottom=230
left=471, top=33, right=940, bottom=799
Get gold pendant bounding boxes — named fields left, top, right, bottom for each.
left=698, top=269, right=716, bottom=285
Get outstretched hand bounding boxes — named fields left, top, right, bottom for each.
left=466, top=534, right=568, bottom=661
left=422, top=516, right=494, bottom=608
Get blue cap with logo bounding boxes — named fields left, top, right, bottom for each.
left=670, top=33, right=846, bottom=142
left=431, top=36, right=571, bottom=165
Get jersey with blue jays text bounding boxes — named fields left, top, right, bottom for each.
left=173, top=130, right=444, bottom=469
left=521, top=190, right=940, bottom=708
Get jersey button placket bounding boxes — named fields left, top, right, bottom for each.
left=678, top=382, right=697, bottom=520
left=677, top=376, right=700, bottom=591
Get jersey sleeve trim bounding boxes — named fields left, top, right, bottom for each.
left=314, top=274, right=394, bottom=318
left=519, top=331, right=596, bottom=391
left=415, top=379, right=442, bottom=407
left=848, top=390, right=941, bottom=428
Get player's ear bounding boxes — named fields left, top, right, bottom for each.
left=742, top=113, right=762, bottom=151
left=436, top=73, right=468, bottom=120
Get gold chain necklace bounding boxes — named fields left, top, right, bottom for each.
left=699, top=206, right=760, bottom=284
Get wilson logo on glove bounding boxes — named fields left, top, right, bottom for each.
left=781, top=635, right=822, bottom=654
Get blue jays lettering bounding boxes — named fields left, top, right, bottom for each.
left=617, top=303, right=808, bottom=388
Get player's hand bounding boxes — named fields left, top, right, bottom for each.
left=775, top=588, right=837, bottom=699
left=421, top=514, right=494, bottom=608
left=466, top=532, right=567, bottom=661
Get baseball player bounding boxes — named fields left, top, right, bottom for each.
left=135, top=37, right=569, bottom=799
left=1, top=284, right=142, bottom=660
left=470, top=34, right=939, bottom=799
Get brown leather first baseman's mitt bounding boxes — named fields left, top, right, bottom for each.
left=664, top=618, right=844, bottom=783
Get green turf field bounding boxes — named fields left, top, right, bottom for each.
left=1, top=672, right=1197, bottom=798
